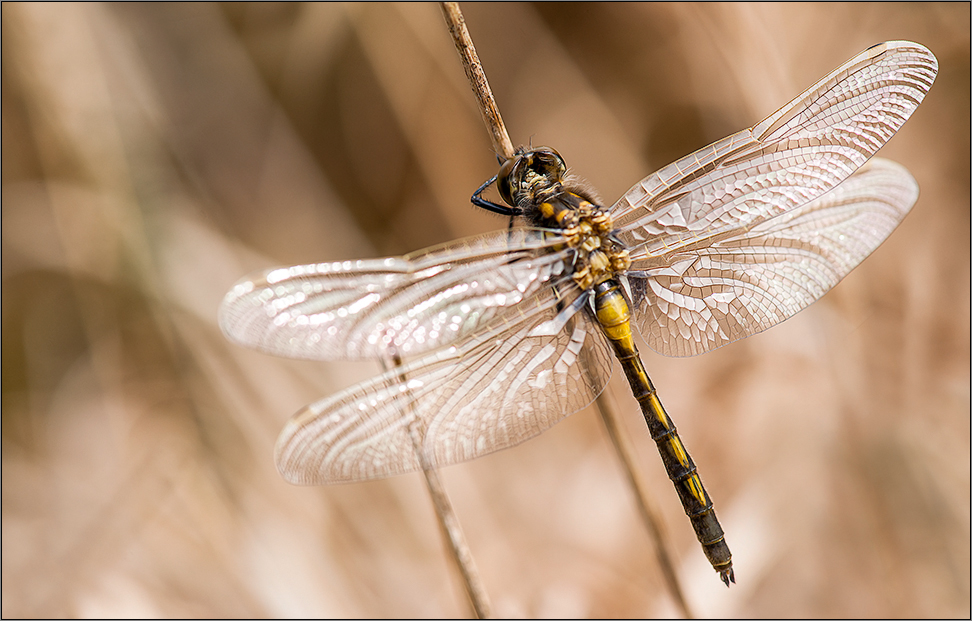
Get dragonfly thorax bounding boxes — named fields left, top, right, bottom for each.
left=549, top=193, right=631, bottom=290
left=498, top=148, right=631, bottom=291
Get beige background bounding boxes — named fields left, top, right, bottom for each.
left=3, top=3, right=969, bottom=617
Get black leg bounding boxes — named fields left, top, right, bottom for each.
left=471, top=174, right=521, bottom=217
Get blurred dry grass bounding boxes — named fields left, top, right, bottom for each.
left=2, top=2, right=969, bottom=617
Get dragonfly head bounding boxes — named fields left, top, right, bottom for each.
left=497, top=147, right=567, bottom=208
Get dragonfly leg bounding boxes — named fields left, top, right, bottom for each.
left=471, top=174, right=522, bottom=216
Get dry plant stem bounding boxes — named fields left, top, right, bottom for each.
left=387, top=346, right=490, bottom=618
left=596, top=392, right=694, bottom=619
left=441, top=1, right=695, bottom=614
left=440, top=2, right=515, bottom=160
left=349, top=5, right=502, bottom=618
left=406, top=412, right=492, bottom=618
left=416, top=459, right=492, bottom=619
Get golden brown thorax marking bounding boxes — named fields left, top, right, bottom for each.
left=536, top=194, right=631, bottom=291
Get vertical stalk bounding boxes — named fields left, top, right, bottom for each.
left=439, top=2, right=694, bottom=616
left=386, top=348, right=492, bottom=619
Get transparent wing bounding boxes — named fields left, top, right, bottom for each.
left=611, top=41, right=936, bottom=258
left=608, top=40, right=936, bottom=357
left=274, top=287, right=613, bottom=484
left=219, top=228, right=574, bottom=360
left=626, top=157, right=918, bottom=356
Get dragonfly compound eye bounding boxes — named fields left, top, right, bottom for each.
left=498, top=148, right=568, bottom=207
left=496, top=156, right=518, bottom=207
left=528, top=147, right=566, bottom=183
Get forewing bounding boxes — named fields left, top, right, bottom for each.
left=219, top=228, right=571, bottom=360
left=274, top=287, right=614, bottom=484
left=611, top=41, right=936, bottom=260
left=627, top=157, right=918, bottom=356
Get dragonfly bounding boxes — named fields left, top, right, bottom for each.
left=219, top=41, right=937, bottom=586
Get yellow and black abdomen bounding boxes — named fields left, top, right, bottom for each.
left=592, top=279, right=734, bottom=585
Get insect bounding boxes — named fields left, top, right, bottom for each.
left=219, top=41, right=937, bottom=585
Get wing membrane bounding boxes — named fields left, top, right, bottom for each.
left=219, top=228, right=573, bottom=360
left=627, top=157, right=918, bottom=356
left=611, top=41, right=936, bottom=260
left=274, top=288, right=613, bottom=483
